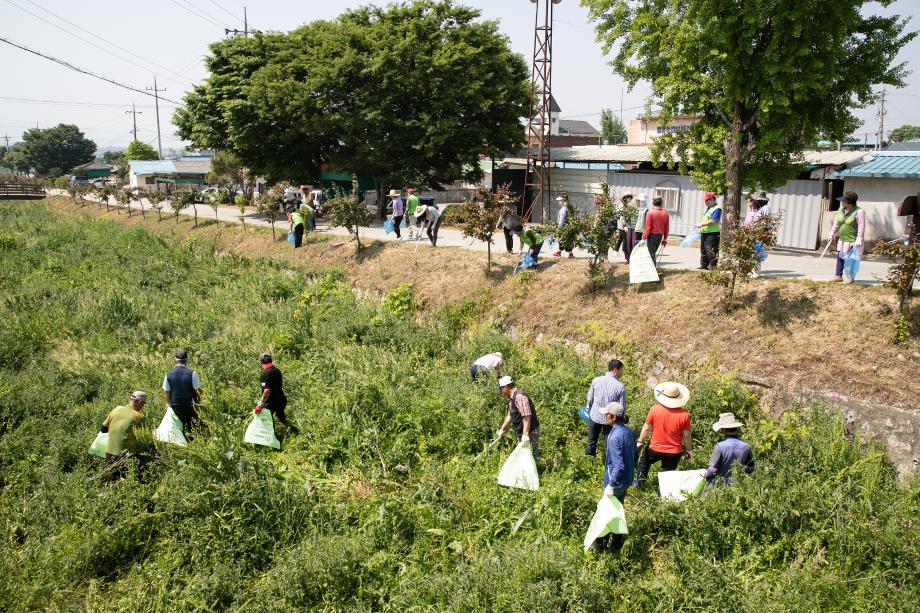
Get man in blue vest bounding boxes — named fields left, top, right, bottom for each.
left=162, top=349, right=202, bottom=435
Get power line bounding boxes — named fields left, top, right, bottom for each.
left=0, top=95, right=178, bottom=108
left=18, top=0, right=197, bottom=87
left=205, top=0, right=239, bottom=21
left=2, top=0, right=194, bottom=89
left=0, top=36, right=183, bottom=105
left=168, top=0, right=229, bottom=28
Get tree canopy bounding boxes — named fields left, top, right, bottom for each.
left=125, top=141, right=159, bottom=161
left=20, top=124, right=96, bottom=176
left=583, top=0, right=916, bottom=235
left=175, top=0, right=529, bottom=190
left=888, top=124, right=920, bottom=143
left=600, top=109, right=627, bottom=144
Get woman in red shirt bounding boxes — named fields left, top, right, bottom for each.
left=636, top=381, right=693, bottom=487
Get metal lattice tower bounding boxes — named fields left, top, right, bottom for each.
left=524, top=0, right=560, bottom=222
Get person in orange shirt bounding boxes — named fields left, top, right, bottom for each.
left=635, top=381, right=693, bottom=487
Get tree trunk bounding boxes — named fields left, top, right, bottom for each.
left=270, top=219, right=276, bottom=239
left=722, top=114, right=745, bottom=245
left=193, top=205, right=198, bottom=227
left=139, top=199, right=146, bottom=219
left=374, top=179, right=386, bottom=221
left=487, top=241, right=491, bottom=271
left=127, top=201, right=132, bottom=217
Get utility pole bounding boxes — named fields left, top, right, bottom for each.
left=225, top=6, right=250, bottom=37
left=619, top=90, right=624, bottom=144
left=146, top=77, right=165, bottom=158
left=876, top=87, right=887, bottom=151
left=1, top=133, right=10, bottom=149
left=124, top=102, right=142, bottom=141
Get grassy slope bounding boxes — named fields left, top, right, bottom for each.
left=1, top=201, right=917, bottom=611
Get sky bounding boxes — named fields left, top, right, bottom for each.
left=1, top=0, right=919, bottom=154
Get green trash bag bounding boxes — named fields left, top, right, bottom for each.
left=88, top=431, right=108, bottom=458
left=244, top=409, right=281, bottom=450
left=658, top=469, right=706, bottom=502
left=583, top=493, right=628, bottom=551
left=154, top=407, right=188, bottom=446
left=497, top=441, right=539, bottom=490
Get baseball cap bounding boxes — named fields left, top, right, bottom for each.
left=704, top=192, right=717, bottom=201
left=836, top=191, right=858, bottom=204
left=498, top=376, right=514, bottom=388
left=259, top=352, right=272, bottom=364
left=598, top=401, right=625, bottom=417
left=130, top=391, right=147, bottom=402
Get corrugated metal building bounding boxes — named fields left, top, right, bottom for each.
left=836, top=152, right=920, bottom=242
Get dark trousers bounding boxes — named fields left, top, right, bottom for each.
left=529, top=241, right=544, bottom=260
left=585, top=420, right=612, bottom=457
left=646, top=233, right=663, bottom=263
left=637, top=446, right=682, bottom=488
left=171, top=404, right=198, bottom=437
left=504, top=227, right=520, bottom=253
left=307, top=209, right=317, bottom=231
left=293, top=223, right=304, bottom=247
left=470, top=364, right=480, bottom=381
left=622, top=228, right=636, bottom=262
left=593, top=487, right=628, bottom=551
left=268, top=399, right=298, bottom=433
left=700, top=232, right=720, bottom=269
left=392, top=215, right=403, bottom=239
left=835, top=254, right=845, bottom=276
left=427, top=218, right=443, bottom=246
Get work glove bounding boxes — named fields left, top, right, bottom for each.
left=604, top=485, right=614, bottom=498
left=254, top=403, right=263, bottom=414
left=855, top=237, right=864, bottom=248
left=495, top=428, right=506, bottom=440
left=520, top=433, right=530, bottom=444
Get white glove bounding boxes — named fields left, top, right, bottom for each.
left=520, top=433, right=530, bottom=444
left=855, top=237, right=864, bottom=248
left=604, top=485, right=614, bottom=497
left=495, top=428, right=506, bottom=439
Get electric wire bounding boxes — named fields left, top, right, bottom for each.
left=0, top=95, right=178, bottom=108
left=168, top=0, right=229, bottom=29
left=204, top=0, right=240, bottom=21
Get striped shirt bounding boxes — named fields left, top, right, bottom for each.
left=587, top=372, right=627, bottom=425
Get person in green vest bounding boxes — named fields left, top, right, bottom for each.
left=829, top=191, right=866, bottom=283
left=520, top=226, right=545, bottom=264
left=100, top=391, right=147, bottom=481
left=695, top=192, right=722, bottom=270
left=288, top=206, right=307, bottom=248
left=405, top=188, right=421, bottom=239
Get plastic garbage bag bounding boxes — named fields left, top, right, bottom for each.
left=577, top=406, right=590, bottom=424
left=658, top=469, right=706, bottom=502
left=583, top=492, right=628, bottom=551
left=844, top=246, right=861, bottom=280
left=754, top=241, right=768, bottom=262
left=244, top=409, right=281, bottom=449
left=287, top=231, right=296, bottom=245
left=497, top=441, right=539, bottom=490
left=88, top=431, right=108, bottom=458
left=680, top=231, right=701, bottom=248
left=629, top=240, right=660, bottom=284
left=521, top=253, right=538, bottom=270
left=154, top=407, right=188, bottom=446
left=383, top=219, right=395, bottom=234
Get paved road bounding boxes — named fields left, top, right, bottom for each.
left=61, top=192, right=894, bottom=285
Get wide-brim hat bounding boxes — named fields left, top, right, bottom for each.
left=754, top=190, right=769, bottom=202
left=388, top=189, right=401, bottom=197
left=413, top=205, right=427, bottom=218
left=712, top=412, right=743, bottom=432
left=654, top=381, right=690, bottom=408
left=622, top=192, right=635, bottom=199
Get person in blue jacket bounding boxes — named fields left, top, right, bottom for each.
left=595, top=401, right=637, bottom=552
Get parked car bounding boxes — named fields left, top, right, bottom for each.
left=91, top=178, right=117, bottom=188
left=69, top=175, right=91, bottom=187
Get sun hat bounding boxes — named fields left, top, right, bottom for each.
left=653, top=381, right=690, bottom=408
left=712, top=412, right=743, bottom=432
left=598, top=401, right=625, bottom=417
left=637, top=193, right=648, bottom=206
left=413, top=205, right=428, bottom=218
left=555, top=193, right=569, bottom=201
left=754, top=190, right=769, bottom=202
left=388, top=189, right=401, bottom=198
left=622, top=191, right=635, bottom=199
left=130, top=391, right=147, bottom=402
left=174, top=349, right=189, bottom=361
left=259, top=352, right=272, bottom=364
left=836, top=191, right=858, bottom=204
left=703, top=192, right=717, bottom=201
left=498, top=376, right=514, bottom=388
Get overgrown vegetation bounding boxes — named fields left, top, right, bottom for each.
left=456, top=185, right=511, bottom=270
left=0, top=202, right=917, bottom=611
left=875, top=231, right=920, bottom=343
left=704, top=214, right=781, bottom=311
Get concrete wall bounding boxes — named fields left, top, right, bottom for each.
left=839, top=176, right=917, bottom=243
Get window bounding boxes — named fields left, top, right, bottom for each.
left=144, top=176, right=156, bottom=185
left=655, top=185, right=681, bottom=214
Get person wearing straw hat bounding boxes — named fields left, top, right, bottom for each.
left=100, top=391, right=147, bottom=481
left=414, top=203, right=443, bottom=247
left=388, top=189, right=404, bottom=240
left=495, top=376, right=541, bottom=460
left=636, top=381, right=693, bottom=487
left=704, top=413, right=754, bottom=485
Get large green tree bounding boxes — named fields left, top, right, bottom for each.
left=125, top=140, right=159, bottom=161
left=175, top=0, right=529, bottom=210
left=888, top=124, right=920, bottom=143
left=20, top=124, right=96, bottom=176
left=600, top=108, right=627, bottom=144
left=583, top=0, right=915, bottom=238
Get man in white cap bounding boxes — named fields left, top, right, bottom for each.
left=495, top=376, right=541, bottom=459
left=414, top=203, right=443, bottom=247
left=100, top=391, right=147, bottom=480
left=704, top=413, right=754, bottom=485
left=594, top=400, right=637, bottom=552
left=470, top=351, right=504, bottom=381
left=636, top=381, right=693, bottom=487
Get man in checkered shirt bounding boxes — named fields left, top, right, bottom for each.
left=495, top=376, right=541, bottom=459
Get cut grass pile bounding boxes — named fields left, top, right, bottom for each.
left=0, top=202, right=917, bottom=611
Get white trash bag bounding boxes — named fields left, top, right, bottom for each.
left=244, top=409, right=281, bottom=450
left=497, top=441, right=539, bottom=491
left=629, top=239, right=660, bottom=284
left=658, top=469, right=706, bottom=502
left=88, top=431, right=108, bottom=458
left=154, top=406, right=188, bottom=446
left=583, top=492, right=628, bottom=551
